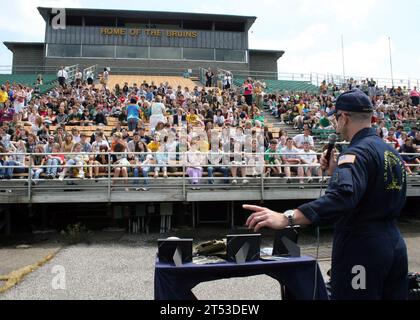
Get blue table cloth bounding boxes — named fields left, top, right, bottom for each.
left=155, top=256, right=328, bottom=300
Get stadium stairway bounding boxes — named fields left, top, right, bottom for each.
left=230, top=75, right=315, bottom=137
left=108, top=75, right=199, bottom=91
left=263, top=107, right=334, bottom=148
left=260, top=105, right=300, bottom=139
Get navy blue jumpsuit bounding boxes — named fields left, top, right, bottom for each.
left=298, top=127, right=408, bottom=300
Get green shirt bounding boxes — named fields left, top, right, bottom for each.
left=319, top=117, right=330, bottom=128
left=253, top=115, right=265, bottom=127
left=265, top=148, right=281, bottom=164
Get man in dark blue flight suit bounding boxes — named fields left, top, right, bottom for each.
left=244, top=89, right=408, bottom=300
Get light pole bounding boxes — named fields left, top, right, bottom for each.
left=341, top=34, right=346, bottom=84
left=388, top=36, right=394, bottom=87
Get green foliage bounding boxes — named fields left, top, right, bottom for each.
left=61, top=223, right=92, bottom=245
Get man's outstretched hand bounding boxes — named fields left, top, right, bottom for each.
left=243, top=205, right=289, bottom=232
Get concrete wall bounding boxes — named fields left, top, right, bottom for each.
left=45, top=57, right=249, bottom=76
left=10, top=45, right=281, bottom=80
left=249, top=51, right=278, bottom=78
left=10, top=45, right=45, bottom=74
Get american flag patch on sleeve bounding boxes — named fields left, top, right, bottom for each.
left=338, top=154, right=356, bottom=166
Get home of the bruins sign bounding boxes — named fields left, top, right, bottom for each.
left=100, top=28, right=198, bottom=38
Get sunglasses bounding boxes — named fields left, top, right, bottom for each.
left=335, top=112, right=349, bottom=120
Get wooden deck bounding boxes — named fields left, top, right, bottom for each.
left=107, top=75, right=200, bottom=91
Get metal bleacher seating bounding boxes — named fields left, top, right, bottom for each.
left=233, top=77, right=319, bottom=94
left=0, top=73, right=58, bottom=94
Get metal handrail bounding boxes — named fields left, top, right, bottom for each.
left=2, top=65, right=419, bottom=90
left=228, top=69, right=420, bottom=89
left=1, top=152, right=419, bottom=171
left=83, top=65, right=98, bottom=81
left=199, top=67, right=209, bottom=86
left=217, top=68, right=233, bottom=89
left=2, top=151, right=419, bottom=157
left=65, top=64, right=79, bottom=84
left=1, top=151, right=419, bottom=204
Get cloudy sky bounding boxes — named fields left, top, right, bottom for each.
left=1, top=0, right=419, bottom=80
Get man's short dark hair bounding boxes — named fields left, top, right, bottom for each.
left=269, top=140, right=278, bottom=145
left=130, top=98, right=137, bottom=104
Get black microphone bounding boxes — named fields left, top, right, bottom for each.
left=325, top=134, right=338, bottom=166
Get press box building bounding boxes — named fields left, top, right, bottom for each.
left=4, top=7, right=284, bottom=75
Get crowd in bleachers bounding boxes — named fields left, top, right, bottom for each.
left=0, top=74, right=419, bottom=190
left=267, top=78, right=420, bottom=172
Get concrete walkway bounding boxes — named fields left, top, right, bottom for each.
left=0, top=222, right=419, bottom=300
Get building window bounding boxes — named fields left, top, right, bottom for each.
left=216, top=49, right=247, bottom=62
left=150, top=47, right=182, bottom=60
left=82, top=45, right=115, bottom=58
left=183, top=48, right=214, bottom=61
left=116, top=46, right=148, bottom=59
left=47, top=44, right=81, bottom=57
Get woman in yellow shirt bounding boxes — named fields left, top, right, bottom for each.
left=186, top=108, right=203, bottom=127
left=0, top=86, right=8, bottom=106
left=296, top=100, right=306, bottom=114
left=147, top=134, right=161, bottom=153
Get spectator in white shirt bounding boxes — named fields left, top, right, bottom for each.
left=57, top=66, right=68, bottom=88
left=299, top=141, right=321, bottom=183
left=293, top=127, right=315, bottom=149
left=185, top=140, right=205, bottom=189
left=223, top=72, right=232, bottom=90
left=379, top=121, right=388, bottom=138
left=91, top=132, right=110, bottom=153
left=213, top=109, right=225, bottom=127
left=75, top=69, right=83, bottom=86
left=101, top=68, right=110, bottom=87
left=281, top=137, right=304, bottom=187
left=86, top=70, right=94, bottom=85
left=71, top=128, right=81, bottom=144
left=0, top=127, right=11, bottom=149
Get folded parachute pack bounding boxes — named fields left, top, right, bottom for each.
left=194, top=239, right=227, bottom=259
